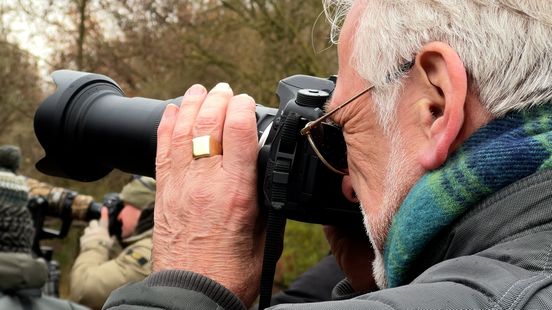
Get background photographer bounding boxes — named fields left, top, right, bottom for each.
left=0, top=145, right=88, bottom=309
left=70, top=176, right=155, bottom=310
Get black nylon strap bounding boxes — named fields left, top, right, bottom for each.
left=259, top=113, right=300, bottom=309
left=258, top=208, right=286, bottom=310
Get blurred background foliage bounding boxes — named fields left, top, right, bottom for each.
left=1, top=0, right=337, bottom=298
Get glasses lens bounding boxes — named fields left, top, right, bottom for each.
left=309, top=122, right=348, bottom=172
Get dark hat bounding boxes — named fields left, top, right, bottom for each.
left=0, top=170, right=33, bottom=253
left=0, top=145, right=22, bottom=173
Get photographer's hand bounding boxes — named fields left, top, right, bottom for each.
left=153, top=83, right=264, bottom=306
left=80, top=207, right=113, bottom=251
left=324, top=225, right=377, bottom=292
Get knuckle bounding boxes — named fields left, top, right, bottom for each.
left=225, top=126, right=257, bottom=149
left=194, top=114, right=222, bottom=133
left=181, top=90, right=206, bottom=105
left=171, top=126, right=194, bottom=143
left=181, top=95, right=203, bottom=105
left=225, top=112, right=254, bottom=133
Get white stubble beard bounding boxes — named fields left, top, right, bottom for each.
left=360, top=129, right=421, bottom=289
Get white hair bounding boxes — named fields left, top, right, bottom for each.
left=324, top=0, right=552, bottom=130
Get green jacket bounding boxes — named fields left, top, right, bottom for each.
left=0, top=252, right=88, bottom=310
left=70, top=229, right=152, bottom=310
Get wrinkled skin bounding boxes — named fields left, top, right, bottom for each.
left=152, top=83, right=264, bottom=306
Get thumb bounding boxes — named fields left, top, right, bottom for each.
left=100, top=207, right=109, bottom=228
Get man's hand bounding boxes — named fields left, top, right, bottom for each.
left=153, top=83, right=264, bottom=306
left=80, top=207, right=113, bottom=251
left=324, top=225, right=378, bottom=292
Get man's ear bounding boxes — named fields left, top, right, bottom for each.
left=415, top=42, right=468, bottom=170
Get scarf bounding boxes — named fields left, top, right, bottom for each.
left=384, top=104, right=552, bottom=288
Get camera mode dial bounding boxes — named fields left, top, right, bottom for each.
left=295, top=89, right=330, bottom=108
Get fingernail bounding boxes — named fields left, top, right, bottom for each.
left=237, top=93, right=254, bottom=101
left=186, top=84, right=206, bottom=96
left=212, top=82, right=230, bottom=92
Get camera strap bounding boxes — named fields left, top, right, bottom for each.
left=258, top=112, right=301, bottom=310
left=258, top=208, right=286, bottom=310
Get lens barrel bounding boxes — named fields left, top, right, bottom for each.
left=35, top=70, right=277, bottom=182
left=35, top=70, right=173, bottom=181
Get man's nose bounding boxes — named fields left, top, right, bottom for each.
left=341, top=175, right=359, bottom=203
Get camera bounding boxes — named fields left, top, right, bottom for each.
left=26, top=179, right=124, bottom=297
left=27, top=178, right=124, bottom=254
left=34, top=70, right=362, bottom=226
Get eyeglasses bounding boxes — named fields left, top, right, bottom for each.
left=300, top=85, right=374, bottom=175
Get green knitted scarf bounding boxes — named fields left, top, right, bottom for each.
left=384, top=104, right=552, bottom=287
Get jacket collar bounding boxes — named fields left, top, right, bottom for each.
left=122, top=228, right=153, bottom=245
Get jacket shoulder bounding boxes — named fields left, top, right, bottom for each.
left=404, top=233, right=552, bottom=310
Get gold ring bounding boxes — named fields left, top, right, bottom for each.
left=192, top=135, right=222, bottom=159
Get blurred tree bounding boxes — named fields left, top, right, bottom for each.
left=0, top=38, right=40, bottom=136
left=0, top=2, right=41, bottom=136
left=11, top=0, right=338, bottom=101
left=48, top=0, right=338, bottom=105
left=0, top=1, right=41, bottom=155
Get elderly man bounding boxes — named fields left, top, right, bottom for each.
left=104, top=1, right=552, bottom=309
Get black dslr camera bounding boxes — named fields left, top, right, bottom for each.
left=33, top=70, right=361, bottom=226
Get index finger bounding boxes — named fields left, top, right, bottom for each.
left=99, top=207, right=109, bottom=228
left=156, top=104, right=179, bottom=178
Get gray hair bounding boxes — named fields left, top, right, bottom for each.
left=324, top=0, right=552, bottom=130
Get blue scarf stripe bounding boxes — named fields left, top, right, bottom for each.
left=447, top=155, right=479, bottom=203
left=384, top=105, right=552, bottom=287
left=437, top=165, right=464, bottom=213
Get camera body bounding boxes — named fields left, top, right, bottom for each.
left=257, top=75, right=361, bottom=224
left=34, top=71, right=362, bottom=226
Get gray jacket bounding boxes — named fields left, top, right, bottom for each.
left=104, top=169, right=552, bottom=310
left=0, top=252, right=89, bottom=310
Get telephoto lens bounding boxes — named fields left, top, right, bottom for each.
left=35, top=70, right=172, bottom=181
left=35, top=70, right=277, bottom=182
